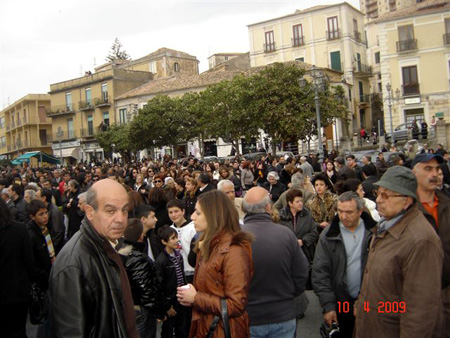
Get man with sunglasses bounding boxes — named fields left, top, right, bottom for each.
left=412, top=153, right=450, bottom=337
left=354, top=166, right=443, bottom=337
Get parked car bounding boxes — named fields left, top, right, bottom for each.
left=385, top=122, right=423, bottom=141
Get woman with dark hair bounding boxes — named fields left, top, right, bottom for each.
left=306, top=173, right=338, bottom=233
left=183, top=177, right=198, bottom=221
left=324, top=159, right=338, bottom=184
left=241, top=160, right=254, bottom=191
left=253, top=161, right=268, bottom=187
left=147, top=187, right=171, bottom=230
left=176, top=190, right=253, bottom=337
left=0, top=198, right=35, bottom=338
left=62, top=179, right=83, bottom=239
left=174, top=178, right=186, bottom=200
left=128, top=191, right=144, bottom=218
left=125, top=167, right=139, bottom=188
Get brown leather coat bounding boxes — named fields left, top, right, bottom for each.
left=189, top=231, right=253, bottom=338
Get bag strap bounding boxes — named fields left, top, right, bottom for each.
left=206, top=298, right=231, bottom=338
left=221, top=298, right=231, bottom=338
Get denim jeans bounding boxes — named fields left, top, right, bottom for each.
left=250, top=318, right=296, bottom=338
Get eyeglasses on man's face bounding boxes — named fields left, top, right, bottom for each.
left=154, top=180, right=162, bottom=183
left=375, top=190, right=408, bottom=200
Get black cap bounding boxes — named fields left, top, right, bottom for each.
left=411, top=153, right=444, bottom=168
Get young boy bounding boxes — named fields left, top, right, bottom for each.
left=119, top=219, right=162, bottom=338
left=134, top=205, right=163, bottom=261
left=167, top=199, right=197, bottom=284
left=155, top=225, right=190, bottom=338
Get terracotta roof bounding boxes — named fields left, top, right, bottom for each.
left=372, top=0, right=450, bottom=23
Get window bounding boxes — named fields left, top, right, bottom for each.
left=85, top=88, right=92, bottom=105
left=330, top=51, right=341, bottom=71
left=397, top=25, right=416, bottom=51
left=375, top=52, right=380, bottom=64
left=0, top=116, right=4, bottom=129
left=264, top=31, right=275, bottom=52
left=402, top=65, right=419, bottom=95
left=66, top=92, right=72, bottom=111
left=445, top=19, right=450, bottom=44
left=174, top=62, right=179, bottom=72
left=292, top=24, right=304, bottom=46
left=119, top=108, right=127, bottom=124
left=327, top=16, right=339, bottom=40
left=295, top=57, right=305, bottom=62
left=87, top=115, right=94, bottom=136
left=359, top=81, right=365, bottom=102
left=67, top=118, right=74, bottom=138
left=353, top=19, right=361, bottom=41
left=103, top=112, right=110, bottom=126
left=101, top=83, right=108, bottom=102
left=0, top=136, right=6, bottom=148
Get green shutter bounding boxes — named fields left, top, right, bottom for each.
left=330, top=51, right=341, bottom=71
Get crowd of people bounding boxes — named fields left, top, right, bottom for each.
left=0, top=146, right=449, bottom=338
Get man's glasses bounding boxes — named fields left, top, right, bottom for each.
left=154, top=180, right=162, bottom=183
left=375, top=190, right=408, bottom=200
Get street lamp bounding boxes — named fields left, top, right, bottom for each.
left=386, top=83, right=395, bottom=145
left=300, top=65, right=329, bottom=163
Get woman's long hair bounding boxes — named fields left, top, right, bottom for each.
left=194, top=190, right=241, bottom=261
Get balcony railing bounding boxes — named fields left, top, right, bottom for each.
left=81, top=127, right=97, bottom=138
left=263, top=42, right=276, bottom=53
left=326, top=29, right=340, bottom=40
left=444, top=33, right=450, bottom=45
left=292, top=37, right=305, bottom=47
left=46, top=104, right=75, bottom=117
left=79, top=100, right=95, bottom=111
left=94, top=96, right=110, bottom=107
left=402, top=83, right=420, bottom=96
left=358, top=94, right=372, bottom=105
left=49, top=130, right=78, bottom=142
left=354, top=63, right=372, bottom=75
left=396, top=39, right=418, bottom=52
left=354, top=31, right=361, bottom=42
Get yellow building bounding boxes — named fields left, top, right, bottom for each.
left=366, top=1, right=450, bottom=132
left=0, top=94, right=53, bottom=160
left=248, top=2, right=373, bottom=138
left=360, top=0, right=419, bottom=19
left=48, top=48, right=199, bottom=164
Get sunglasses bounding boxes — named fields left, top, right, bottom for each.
left=154, top=180, right=162, bottom=183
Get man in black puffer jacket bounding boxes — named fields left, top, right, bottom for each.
left=119, top=219, right=162, bottom=338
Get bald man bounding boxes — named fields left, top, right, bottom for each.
left=49, top=180, right=138, bottom=338
left=242, top=187, right=309, bottom=337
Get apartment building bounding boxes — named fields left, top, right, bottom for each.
left=48, top=48, right=199, bottom=164
left=248, top=2, right=373, bottom=141
left=360, top=0, right=422, bottom=19
left=366, top=1, right=450, bottom=131
left=0, top=94, right=53, bottom=160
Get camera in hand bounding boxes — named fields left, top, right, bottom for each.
left=320, top=321, right=341, bottom=338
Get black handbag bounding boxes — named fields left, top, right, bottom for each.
left=206, top=298, right=231, bottom=338
left=29, top=283, right=45, bottom=325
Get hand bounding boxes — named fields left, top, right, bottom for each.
left=319, top=222, right=329, bottom=229
left=297, top=239, right=303, bottom=246
left=167, top=306, right=177, bottom=317
left=323, top=310, right=338, bottom=327
left=177, top=284, right=197, bottom=305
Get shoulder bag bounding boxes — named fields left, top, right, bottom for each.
left=206, top=298, right=231, bottom=338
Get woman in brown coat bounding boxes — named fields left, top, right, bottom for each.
left=177, top=190, right=253, bottom=338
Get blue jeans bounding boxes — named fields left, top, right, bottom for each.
left=250, top=318, right=296, bottom=338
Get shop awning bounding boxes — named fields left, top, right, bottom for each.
left=53, top=147, right=80, bottom=159
left=12, top=151, right=60, bottom=165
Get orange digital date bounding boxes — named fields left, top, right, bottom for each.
left=337, top=301, right=407, bottom=313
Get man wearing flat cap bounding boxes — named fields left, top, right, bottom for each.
left=354, top=166, right=444, bottom=338
left=412, top=153, right=450, bottom=337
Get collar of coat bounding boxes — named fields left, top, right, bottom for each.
left=210, top=231, right=253, bottom=254
left=372, top=204, right=419, bottom=240
left=417, top=188, right=450, bottom=230
left=326, top=211, right=377, bottom=238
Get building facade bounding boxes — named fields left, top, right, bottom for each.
left=366, top=1, right=450, bottom=135
left=248, top=2, right=373, bottom=140
left=48, top=48, right=199, bottom=164
left=0, top=94, right=53, bottom=160
left=360, top=0, right=420, bottom=19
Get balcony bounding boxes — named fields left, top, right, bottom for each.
left=94, top=96, right=110, bottom=107
left=79, top=100, right=95, bottom=111
left=396, top=39, right=418, bottom=52
left=358, top=94, right=371, bottom=107
left=326, top=29, right=340, bottom=40
left=46, top=104, right=75, bottom=117
left=354, top=31, right=361, bottom=42
left=402, top=83, right=420, bottom=96
left=365, top=0, right=377, bottom=7
left=443, top=33, right=450, bottom=45
left=292, top=37, right=305, bottom=47
left=80, top=127, right=98, bottom=138
left=354, top=63, right=372, bottom=76
left=263, top=42, right=276, bottom=53
left=49, top=130, right=78, bottom=142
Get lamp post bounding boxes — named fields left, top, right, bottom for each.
left=386, top=83, right=395, bottom=145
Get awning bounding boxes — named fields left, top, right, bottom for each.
left=12, top=151, right=60, bottom=165
left=53, top=147, right=80, bottom=159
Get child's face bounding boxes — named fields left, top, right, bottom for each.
left=164, top=234, right=179, bottom=250
left=168, top=207, right=184, bottom=225
left=141, top=211, right=157, bottom=231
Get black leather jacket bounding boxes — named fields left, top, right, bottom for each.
left=48, top=218, right=130, bottom=338
left=118, top=240, right=162, bottom=316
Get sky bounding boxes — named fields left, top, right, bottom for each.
left=0, top=0, right=360, bottom=109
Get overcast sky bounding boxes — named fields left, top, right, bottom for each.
left=0, top=0, right=360, bottom=108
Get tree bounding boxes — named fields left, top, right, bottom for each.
left=95, top=123, right=136, bottom=163
left=106, top=38, right=131, bottom=62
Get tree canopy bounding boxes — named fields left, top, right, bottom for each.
left=106, top=38, right=131, bottom=62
